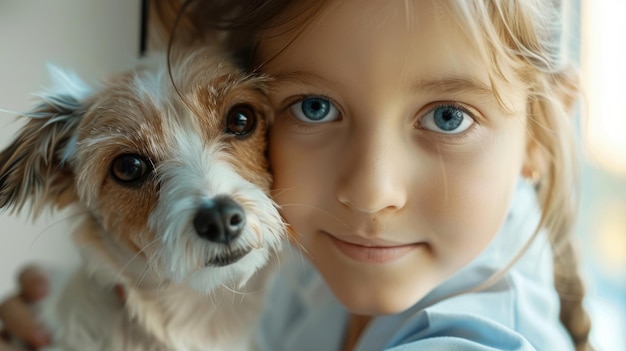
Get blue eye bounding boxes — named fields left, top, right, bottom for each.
left=420, top=105, right=474, bottom=134
left=289, top=97, right=340, bottom=123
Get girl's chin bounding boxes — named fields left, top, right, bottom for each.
left=303, top=237, right=445, bottom=315
left=317, top=265, right=436, bottom=315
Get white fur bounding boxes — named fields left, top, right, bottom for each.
left=8, top=50, right=284, bottom=351
left=38, top=246, right=278, bottom=351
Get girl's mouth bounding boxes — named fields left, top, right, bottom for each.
left=324, top=232, right=421, bottom=264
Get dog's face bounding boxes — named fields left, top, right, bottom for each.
left=0, top=49, right=283, bottom=292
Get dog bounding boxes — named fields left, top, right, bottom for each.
left=0, top=46, right=284, bottom=350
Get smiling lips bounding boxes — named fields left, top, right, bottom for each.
left=325, top=232, right=421, bottom=264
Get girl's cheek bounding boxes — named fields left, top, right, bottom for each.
left=267, top=121, right=313, bottom=207
left=424, top=131, right=526, bottom=261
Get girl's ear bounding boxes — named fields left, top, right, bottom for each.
left=523, top=97, right=549, bottom=189
left=0, top=67, right=91, bottom=218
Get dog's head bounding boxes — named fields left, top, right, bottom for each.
left=0, top=48, right=283, bottom=292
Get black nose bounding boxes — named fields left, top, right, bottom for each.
left=193, top=196, right=246, bottom=244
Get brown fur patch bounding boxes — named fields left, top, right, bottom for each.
left=1, top=46, right=274, bottom=258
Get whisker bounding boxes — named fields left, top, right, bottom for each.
left=279, top=203, right=349, bottom=228
left=269, top=185, right=304, bottom=197
left=114, top=238, right=160, bottom=284
left=131, top=264, right=153, bottom=292
left=292, top=241, right=310, bottom=259
left=275, top=247, right=282, bottom=271
left=219, top=282, right=265, bottom=296
left=284, top=227, right=310, bottom=257
left=28, top=210, right=91, bottom=250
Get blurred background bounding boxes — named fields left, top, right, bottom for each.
left=0, top=1, right=624, bottom=350
left=576, top=1, right=626, bottom=350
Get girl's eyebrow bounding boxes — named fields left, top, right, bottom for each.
left=270, top=71, right=336, bottom=87
left=412, top=77, right=496, bottom=100
left=270, top=71, right=496, bottom=102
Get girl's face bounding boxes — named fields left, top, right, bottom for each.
left=259, top=0, right=530, bottom=315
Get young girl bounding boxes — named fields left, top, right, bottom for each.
left=0, top=0, right=593, bottom=350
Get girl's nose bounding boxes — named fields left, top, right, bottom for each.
left=336, top=127, right=408, bottom=214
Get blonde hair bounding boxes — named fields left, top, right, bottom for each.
left=445, top=2, right=592, bottom=350
left=152, top=1, right=592, bottom=349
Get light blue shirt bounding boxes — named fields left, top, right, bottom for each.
left=254, top=182, right=575, bottom=350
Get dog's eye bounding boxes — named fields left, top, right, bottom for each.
left=110, top=154, right=150, bottom=184
left=225, top=104, right=257, bottom=136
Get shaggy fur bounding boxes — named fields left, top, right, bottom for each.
left=0, top=47, right=284, bottom=351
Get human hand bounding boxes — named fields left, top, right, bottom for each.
left=0, top=266, right=52, bottom=350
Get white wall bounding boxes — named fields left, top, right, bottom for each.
left=0, top=0, right=141, bottom=297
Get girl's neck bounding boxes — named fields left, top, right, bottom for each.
left=342, top=314, right=372, bottom=351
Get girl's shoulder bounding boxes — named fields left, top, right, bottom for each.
left=363, top=269, right=574, bottom=351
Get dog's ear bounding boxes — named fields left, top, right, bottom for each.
left=0, top=66, right=91, bottom=218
